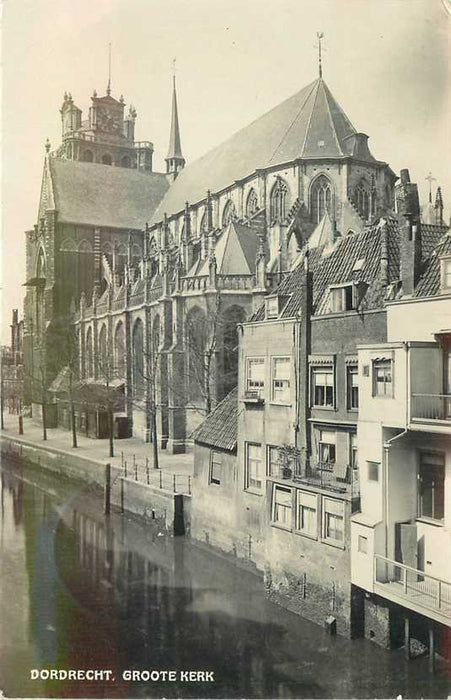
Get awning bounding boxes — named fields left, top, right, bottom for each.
left=308, top=354, right=335, bottom=365
left=345, top=356, right=358, bottom=365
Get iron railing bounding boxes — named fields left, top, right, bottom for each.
left=374, top=554, right=451, bottom=620
left=120, top=453, right=191, bottom=495
left=411, top=393, right=451, bottom=422
left=276, top=457, right=360, bottom=498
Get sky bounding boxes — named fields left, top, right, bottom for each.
left=2, top=0, right=450, bottom=343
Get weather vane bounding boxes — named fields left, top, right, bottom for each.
left=316, top=32, right=324, bottom=78
left=425, top=171, right=436, bottom=203
left=172, top=57, right=177, bottom=87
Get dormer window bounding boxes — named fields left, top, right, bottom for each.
left=329, top=283, right=355, bottom=312
left=440, top=255, right=451, bottom=293
left=266, top=296, right=279, bottom=319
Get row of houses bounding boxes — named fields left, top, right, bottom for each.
left=191, top=169, right=451, bottom=652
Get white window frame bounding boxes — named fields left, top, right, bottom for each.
left=271, top=356, right=291, bottom=404
left=246, top=357, right=265, bottom=397
left=296, top=490, right=318, bottom=539
left=245, top=442, right=263, bottom=493
left=267, top=445, right=282, bottom=477
left=322, top=497, right=345, bottom=547
left=318, top=429, right=336, bottom=466
left=271, top=484, right=292, bottom=529
left=346, top=364, right=359, bottom=410
left=329, top=283, right=355, bottom=313
left=440, top=256, right=451, bottom=292
left=311, top=365, right=335, bottom=408
left=349, top=433, right=358, bottom=470
left=373, top=359, right=393, bottom=397
left=265, top=296, right=279, bottom=319
left=209, top=450, right=222, bottom=485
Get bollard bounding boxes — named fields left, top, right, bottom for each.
left=104, top=463, right=111, bottom=515
left=146, top=457, right=149, bottom=485
left=18, top=415, right=24, bottom=435
left=159, top=470, right=162, bottom=489
left=124, top=460, right=127, bottom=478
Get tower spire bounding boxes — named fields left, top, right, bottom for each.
left=317, top=32, right=324, bottom=78
left=425, top=171, right=436, bottom=204
left=165, top=60, right=185, bottom=179
left=107, top=42, right=112, bottom=96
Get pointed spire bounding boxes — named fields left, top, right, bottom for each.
left=165, top=65, right=185, bottom=177
left=435, top=186, right=444, bottom=225
left=317, top=32, right=324, bottom=79
left=106, top=43, right=112, bottom=96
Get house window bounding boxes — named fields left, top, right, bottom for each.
left=441, top=257, right=451, bottom=291
left=350, top=433, right=358, bottom=469
left=323, top=498, right=345, bottom=544
left=210, top=451, right=222, bottom=485
left=271, top=357, right=291, bottom=403
left=329, top=284, right=354, bottom=312
left=246, top=358, right=265, bottom=396
left=245, top=443, right=263, bottom=492
left=347, top=365, right=359, bottom=410
left=311, top=366, right=334, bottom=407
left=418, top=452, right=445, bottom=521
left=367, top=461, right=379, bottom=482
left=358, top=535, right=368, bottom=553
left=318, top=430, right=336, bottom=465
left=266, top=297, right=279, bottom=319
left=272, top=485, right=292, bottom=527
left=297, top=490, right=318, bottom=538
left=267, top=445, right=282, bottom=477
left=373, top=360, right=393, bottom=397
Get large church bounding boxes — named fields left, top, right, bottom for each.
left=24, top=64, right=401, bottom=452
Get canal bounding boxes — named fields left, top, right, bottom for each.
left=1, top=458, right=450, bottom=699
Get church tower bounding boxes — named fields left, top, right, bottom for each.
left=165, top=76, right=185, bottom=180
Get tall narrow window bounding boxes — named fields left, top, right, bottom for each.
left=323, top=498, right=345, bottom=545
left=347, top=365, right=359, bottom=410
left=246, top=188, right=259, bottom=219
left=297, top=490, right=318, bottom=538
left=373, top=360, right=393, bottom=397
left=245, top=443, right=263, bottom=492
left=355, top=181, right=370, bottom=220
left=222, top=200, right=236, bottom=226
left=311, top=175, right=333, bottom=224
left=350, top=433, right=358, bottom=469
left=311, top=366, right=334, bottom=407
left=270, top=179, right=290, bottom=223
left=210, top=451, right=222, bottom=485
left=267, top=445, right=282, bottom=477
left=418, top=452, right=445, bottom=521
left=318, top=430, right=336, bottom=465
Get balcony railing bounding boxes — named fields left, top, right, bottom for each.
left=374, top=554, right=451, bottom=622
left=411, top=393, right=451, bottom=423
left=289, top=458, right=359, bottom=498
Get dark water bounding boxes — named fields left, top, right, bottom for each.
left=1, top=459, right=450, bottom=699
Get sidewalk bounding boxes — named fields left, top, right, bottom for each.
left=1, top=414, right=194, bottom=477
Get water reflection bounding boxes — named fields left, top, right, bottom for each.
left=1, top=460, right=450, bottom=699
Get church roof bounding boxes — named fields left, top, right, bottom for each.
left=197, top=221, right=260, bottom=276
left=49, top=158, right=169, bottom=229
left=151, top=77, right=379, bottom=223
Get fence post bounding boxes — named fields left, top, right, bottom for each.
left=134, top=455, right=138, bottom=481
left=173, top=473, right=176, bottom=493
left=146, top=457, right=149, bottom=485
left=120, top=477, right=124, bottom=514
left=124, top=460, right=127, bottom=478
left=188, top=475, right=191, bottom=495
left=159, top=471, right=162, bottom=490
left=104, top=463, right=111, bottom=515
left=121, top=451, right=124, bottom=468
left=18, top=415, right=24, bottom=435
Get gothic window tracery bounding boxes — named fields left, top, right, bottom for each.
left=355, top=181, right=370, bottom=221
left=246, top=188, right=259, bottom=219
left=86, top=327, right=94, bottom=378
left=60, top=238, right=77, bottom=252
left=270, top=178, right=290, bottom=223
left=114, top=322, right=126, bottom=379
left=311, top=175, right=333, bottom=224
left=200, top=212, right=208, bottom=234
left=222, top=200, right=236, bottom=227
left=132, top=318, right=145, bottom=398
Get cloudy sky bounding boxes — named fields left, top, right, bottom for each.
left=2, top=0, right=450, bottom=342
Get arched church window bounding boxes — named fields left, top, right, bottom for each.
left=270, top=178, right=290, bottom=223
left=36, top=247, right=46, bottom=278
left=78, top=239, right=93, bottom=253
left=82, top=150, right=93, bottom=163
left=98, top=324, right=108, bottom=375
left=102, top=154, right=112, bottom=166
left=86, top=327, right=94, bottom=378
left=114, top=322, right=126, bottom=379
left=246, top=188, right=259, bottom=219
left=121, top=155, right=131, bottom=168
left=132, top=318, right=145, bottom=398
left=222, top=200, right=236, bottom=227
left=311, top=175, right=333, bottom=224
left=60, top=238, right=77, bottom=252
left=355, top=181, right=370, bottom=221
left=200, top=212, right=208, bottom=234
left=186, top=306, right=207, bottom=403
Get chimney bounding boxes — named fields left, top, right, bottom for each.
left=395, top=169, right=422, bottom=296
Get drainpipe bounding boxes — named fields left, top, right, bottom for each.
left=383, top=429, right=409, bottom=559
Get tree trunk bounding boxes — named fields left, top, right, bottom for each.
left=109, top=408, right=114, bottom=458
left=152, top=410, right=159, bottom=469
left=42, top=402, right=47, bottom=441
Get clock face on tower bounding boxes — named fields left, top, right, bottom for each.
left=97, top=106, right=121, bottom=134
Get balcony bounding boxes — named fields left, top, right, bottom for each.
left=281, top=458, right=360, bottom=499
left=374, top=555, right=451, bottom=626
left=411, top=393, right=451, bottom=431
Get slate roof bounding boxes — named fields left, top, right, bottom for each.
left=49, top=158, right=169, bottom=229
left=251, top=220, right=447, bottom=322
left=196, top=221, right=260, bottom=276
left=415, top=231, right=451, bottom=298
left=191, top=388, right=238, bottom=452
left=151, top=77, right=380, bottom=223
